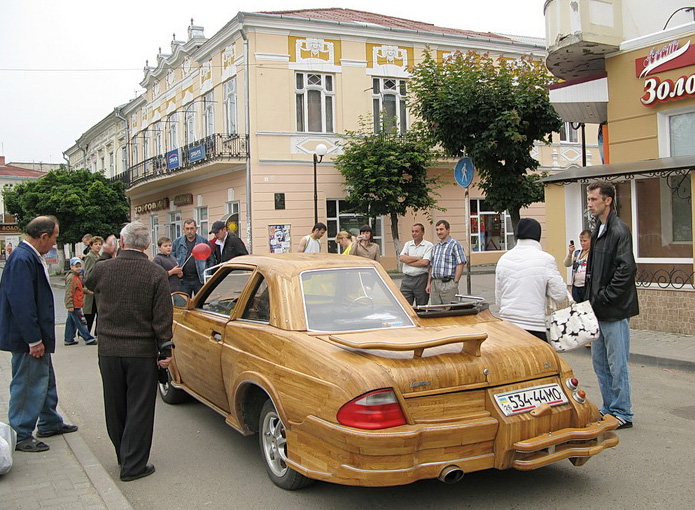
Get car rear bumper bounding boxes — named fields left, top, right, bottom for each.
left=286, top=413, right=619, bottom=486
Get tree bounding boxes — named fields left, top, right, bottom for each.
left=3, top=167, right=130, bottom=245
left=334, top=119, right=443, bottom=258
left=410, top=50, right=562, bottom=227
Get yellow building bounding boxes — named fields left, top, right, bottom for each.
left=543, top=0, right=695, bottom=333
left=66, top=8, right=595, bottom=268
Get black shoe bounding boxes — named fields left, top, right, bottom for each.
left=85, top=337, right=97, bottom=345
left=120, top=464, right=155, bottom=482
left=616, top=416, right=633, bottom=429
left=37, top=423, right=79, bottom=438
left=15, top=437, right=50, bottom=452
left=64, top=340, right=79, bottom=346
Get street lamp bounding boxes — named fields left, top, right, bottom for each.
left=313, top=143, right=328, bottom=225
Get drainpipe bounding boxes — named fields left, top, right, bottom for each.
left=239, top=14, right=252, bottom=252
left=62, top=151, right=70, bottom=169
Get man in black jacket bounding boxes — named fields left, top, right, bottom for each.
left=585, top=181, right=639, bottom=430
left=210, top=220, right=248, bottom=264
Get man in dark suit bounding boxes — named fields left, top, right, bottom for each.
left=85, top=221, right=173, bottom=481
left=210, top=220, right=248, bottom=264
left=0, top=216, right=78, bottom=452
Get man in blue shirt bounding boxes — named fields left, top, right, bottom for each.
left=426, top=219, right=467, bottom=305
left=0, top=216, right=78, bottom=452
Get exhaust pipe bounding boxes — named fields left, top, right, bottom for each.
left=438, top=465, right=464, bottom=484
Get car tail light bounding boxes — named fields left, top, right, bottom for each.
left=337, top=389, right=407, bottom=429
left=565, top=377, right=579, bottom=390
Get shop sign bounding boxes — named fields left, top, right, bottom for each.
left=189, top=144, right=206, bottom=163
left=134, top=198, right=169, bottom=215
left=167, top=149, right=180, bottom=170
left=173, top=193, right=193, bottom=207
left=637, top=39, right=695, bottom=106
left=0, top=224, right=20, bottom=233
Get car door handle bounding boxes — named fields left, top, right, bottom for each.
left=211, top=331, right=222, bottom=342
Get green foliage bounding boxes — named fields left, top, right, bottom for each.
left=2, top=167, right=130, bottom=244
left=410, top=50, right=562, bottom=224
left=334, top=118, right=443, bottom=255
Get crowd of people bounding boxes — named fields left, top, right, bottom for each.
left=0, top=180, right=637, bottom=483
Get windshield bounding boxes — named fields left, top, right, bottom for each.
left=301, top=267, right=415, bottom=332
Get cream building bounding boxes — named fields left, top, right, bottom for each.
left=66, top=8, right=595, bottom=266
left=543, top=0, right=695, bottom=333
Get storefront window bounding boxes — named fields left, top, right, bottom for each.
left=470, top=199, right=513, bottom=252
left=325, top=199, right=383, bottom=254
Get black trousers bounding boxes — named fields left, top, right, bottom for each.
left=98, top=355, right=158, bottom=478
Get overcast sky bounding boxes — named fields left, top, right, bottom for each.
left=0, top=0, right=546, bottom=164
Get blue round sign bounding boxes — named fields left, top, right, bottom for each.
left=454, top=157, right=475, bottom=188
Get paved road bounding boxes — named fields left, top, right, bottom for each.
left=50, top=325, right=695, bottom=510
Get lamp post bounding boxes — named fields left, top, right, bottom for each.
left=313, top=143, right=328, bottom=225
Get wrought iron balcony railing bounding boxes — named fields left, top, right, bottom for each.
left=112, top=133, right=248, bottom=188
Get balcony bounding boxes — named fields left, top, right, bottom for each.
left=544, top=0, right=623, bottom=80
left=113, top=133, right=249, bottom=192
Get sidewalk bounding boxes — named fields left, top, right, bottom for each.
left=1, top=274, right=693, bottom=510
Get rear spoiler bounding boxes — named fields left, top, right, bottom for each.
left=414, top=295, right=489, bottom=318
left=328, top=331, right=488, bottom=358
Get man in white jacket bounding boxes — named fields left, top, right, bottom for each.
left=495, top=218, right=567, bottom=341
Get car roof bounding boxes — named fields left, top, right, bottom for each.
left=219, top=253, right=381, bottom=276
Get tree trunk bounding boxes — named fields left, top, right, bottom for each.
left=390, top=212, right=401, bottom=269
left=509, top=208, right=521, bottom=233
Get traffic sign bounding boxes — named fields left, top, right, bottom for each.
left=454, top=157, right=475, bottom=188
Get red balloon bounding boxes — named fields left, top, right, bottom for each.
left=192, top=242, right=212, bottom=260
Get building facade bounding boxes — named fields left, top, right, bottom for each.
left=66, top=8, right=596, bottom=265
left=543, top=0, right=695, bottom=333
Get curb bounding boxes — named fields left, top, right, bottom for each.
left=629, top=352, right=695, bottom=373
left=58, top=403, right=135, bottom=510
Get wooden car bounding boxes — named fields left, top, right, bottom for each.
left=161, top=254, right=619, bottom=490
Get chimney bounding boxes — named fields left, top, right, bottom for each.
left=0, top=156, right=5, bottom=166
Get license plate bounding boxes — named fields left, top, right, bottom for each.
left=494, top=383, right=569, bottom=416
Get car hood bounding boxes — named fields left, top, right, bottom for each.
left=323, top=319, right=560, bottom=395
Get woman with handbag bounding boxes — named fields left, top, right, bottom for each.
left=564, top=230, right=592, bottom=303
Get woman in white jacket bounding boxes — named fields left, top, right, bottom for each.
left=495, top=218, right=567, bottom=341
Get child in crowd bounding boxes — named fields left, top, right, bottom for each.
left=153, top=236, right=183, bottom=293
left=64, top=257, right=97, bottom=346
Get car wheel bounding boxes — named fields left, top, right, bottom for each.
left=259, top=399, right=313, bottom=490
left=158, top=368, right=189, bottom=404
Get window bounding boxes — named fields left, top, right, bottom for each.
left=224, top=78, right=237, bottom=135
left=169, top=114, right=179, bottom=150
left=296, top=72, right=334, bottom=133
left=154, top=122, right=163, bottom=156
left=199, top=268, right=254, bottom=316
left=143, top=129, right=150, bottom=159
left=185, top=105, right=195, bottom=145
left=109, top=152, right=114, bottom=175
left=325, top=199, right=383, bottom=254
left=470, top=199, right=513, bottom=252
left=203, top=92, right=215, bottom=137
left=372, top=78, right=407, bottom=134
left=169, top=211, right=182, bottom=240
left=150, top=214, right=159, bottom=257
left=225, top=200, right=240, bottom=216
left=131, top=139, right=139, bottom=166
left=100, top=156, right=105, bottom=171
left=121, top=146, right=127, bottom=172
left=559, top=122, right=579, bottom=143
left=242, top=277, right=270, bottom=323
left=195, top=206, right=209, bottom=238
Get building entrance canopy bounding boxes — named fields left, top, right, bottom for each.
left=542, top=154, right=695, bottom=184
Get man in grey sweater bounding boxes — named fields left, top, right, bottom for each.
left=85, top=222, right=173, bottom=482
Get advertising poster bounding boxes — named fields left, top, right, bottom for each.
left=268, top=224, right=291, bottom=253
left=2, top=235, right=20, bottom=261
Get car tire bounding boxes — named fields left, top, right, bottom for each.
left=259, top=399, right=313, bottom=490
left=158, top=368, right=189, bottom=404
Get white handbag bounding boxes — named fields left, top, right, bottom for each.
left=546, top=291, right=600, bottom=352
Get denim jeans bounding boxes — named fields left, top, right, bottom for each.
left=9, top=352, right=64, bottom=441
left=591, top=318, right=633, bottom=422
left=180, top=278, right=202, bottom=297
left=64, top=308, right=95, bottom=343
